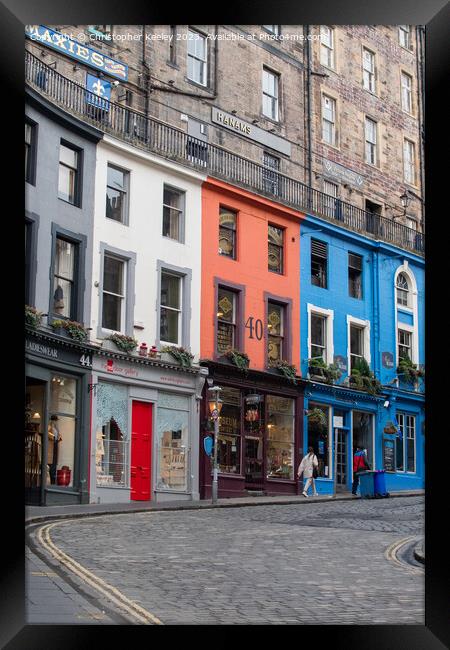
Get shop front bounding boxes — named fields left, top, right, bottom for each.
left=90, top=351, right=207, bottom=504
left=199, top=362, right=304, bottom=499
left=25, top=328, right=93, bottom=506
left=303, top=383, right=383, bottom=496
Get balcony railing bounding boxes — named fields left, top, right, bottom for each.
left=25, top=50, right=424, bottom=255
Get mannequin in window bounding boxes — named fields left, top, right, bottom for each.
left=53, top=284, right=65, bottom=314
left=48, top=415, right=62, bottom=484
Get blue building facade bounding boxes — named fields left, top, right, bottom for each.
left=300, top=214, right=425, bottom=495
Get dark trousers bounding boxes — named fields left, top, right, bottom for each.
left=352, top=473, right=360, bottom=494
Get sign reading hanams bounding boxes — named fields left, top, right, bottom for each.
left=25, top=25, right=128, bottom=81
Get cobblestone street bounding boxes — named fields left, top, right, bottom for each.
left=28, top=496, right=424, bottom=625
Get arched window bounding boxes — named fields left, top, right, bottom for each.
left=396, top=273, right=410, bottom=307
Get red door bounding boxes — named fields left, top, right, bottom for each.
left=130, top=401, right=152, bottom=501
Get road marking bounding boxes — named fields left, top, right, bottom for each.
left=36, top=521, right=163, bottom=625
left=385, top=536, right=424, bottom=576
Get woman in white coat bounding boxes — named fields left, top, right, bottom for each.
left=297, top=446, right=319, bottom=497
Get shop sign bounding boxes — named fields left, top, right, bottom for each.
left=203, top=436, right=213, bottom=456
left=101, top=359, right=139, bottom=377
left=25, top=339, right=58, bottom=359
left=211, top=107, right=291, bottom=156
left=322, top=160, right=364, bottom=189
left=333, top=355, right=347, bottom=372
left=25, top=25, right=128, bottom=81
left=383, top=437, right=396, bottom=472
left=26, top=338, right=90, bottom=367
left=333, top=416, right=344, bottom=428
left=382, top=352, right=395, bottom=369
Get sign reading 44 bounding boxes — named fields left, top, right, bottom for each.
left=79, top=354, right=92, bottom=367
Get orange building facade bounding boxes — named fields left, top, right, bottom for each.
left=199, top=178, right=306, bottom=499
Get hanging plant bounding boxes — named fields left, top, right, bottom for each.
left=224, top=348, right=250, bottom=371
left=106, top=332, right=138, bottom=353
left=273, top=359, right=297, bottom=384
left=384, top=420, right=398, bottom=434
left=25, top=305, right=44, bottom=329
left=161, top=345, right=195, bottom=367
left=307, top=407, right=327, bottom=428
left=397, top=357, right=425, bottom=384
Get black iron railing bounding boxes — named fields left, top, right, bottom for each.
left=25, top=51, right=424, bottom=255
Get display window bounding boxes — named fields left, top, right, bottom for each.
left=96, top=382, right=129, bottom=488
left=307, top=402, right=331, bottom=478
left=156, top=393, right=190, bottom=491
left=217, top=387, right=241, bottom=474
left=352, top=410, right=374, bottom=467
left=266, top=395, right=295, bottom=480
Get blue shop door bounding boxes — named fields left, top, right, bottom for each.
left=336, top=428, right=348, bottom=491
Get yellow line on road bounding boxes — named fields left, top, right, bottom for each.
left=385, top=536, right=424, bottom=576
left=36, top=521, right=163, bottom=625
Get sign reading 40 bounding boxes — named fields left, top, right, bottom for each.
left=245, top=316, right=263, bottom=340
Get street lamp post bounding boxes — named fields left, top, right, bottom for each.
left=208, top=386, right=223, bottom=504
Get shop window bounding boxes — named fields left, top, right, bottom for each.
left=156, top=393, right=190, bottom=490
left=268, top=225, right=284, bottom=274
left=217, top=286, right=237, bottom=354
left=163, top=185, right=185, bottom=242
left=352, top=411, right=373, bottom=468
left=96, top=382, right=129, bottom=487
left=396, top=412, right=416, bottom=473
left=266, top=395, right=295, bottom=480
left=58, top=141, right=82, bottom=206
left=311, top=239, right=328, bottom=288
left=267, top=301, right=285, bottom=366
left=219, top=207, right=237, bottom=258
left=106, top=164, right=129, bottom=224
left=49, top=375, right=77, bottom=488
left=348, top=252, right=363, bottom=299
left=307, top=402, right=330, bottom=478
left=217, top=387, right=241, bottom=474
left=25, top=378, right=45, bottom=497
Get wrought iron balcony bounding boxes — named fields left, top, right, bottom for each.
left=25, top=51, right=424, bottom=255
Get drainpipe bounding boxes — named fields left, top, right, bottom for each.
left=142, top=24, right=150, bottom=118
left=372, top=248, right=380, bottom=379
left=305, top=25, right=313, bottom=190
left=415, top=26, right=425, bottom=233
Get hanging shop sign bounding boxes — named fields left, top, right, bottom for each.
left=382, top=437, right=396, bottom=472
left=211, top=107, right=291, bottom=156
left=85, top=73, right=111, bottom=111
left=333, top=355, right=348, bottom=373
left=25, top=25, right=128, bottom=81
left=382, top=352, right=395, bottom=369
left=322, top=160, right=364, bottom=189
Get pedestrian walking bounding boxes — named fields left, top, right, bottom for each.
left=297, top=447, right=319, bottom=497
left=352, top=445, right=370, bottom=495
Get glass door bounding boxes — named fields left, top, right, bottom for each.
left=336, top=428, right=348, bottom=490
left=25, top=376, right=47, bottom=505
left=244, top=393, right=264, bottom=488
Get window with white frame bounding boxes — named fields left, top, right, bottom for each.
left=396, top=412, right=416, bottom=472
left=163, top=186, right=185, bottom=242
left=404, top=139, right=416, bottom=185
left=349, top=323, right=365, bottom=371
left=106, top=164, right=129, bottom=224
left=310, top=313, right=327, bottom=361
left=398, top=328, right=412, bottom=360
left=401, top=72, right=412, bottom=113
left=365, top=117, right=377, bottom=165
left=160, top=271, right=182, bottom=345
left=322, top=95, right=336, bottom=145
left=362, top=48, right=376, bottom=93
left=262, top=25, right=280, bottom=36
left=398, top=25, right=411, bottom=50
left=396, top=272, right=410, bottom=306
left=53, top=237, right=77, bottom=319
left=262, top=68, right=279, bottom=121
left=58, top=141, right=81, bottom=206
left=187, top=29, right=207, bottom=86
left=102, top=255, right=125, bottom=332
left=320, top=26, right=334, bottom=68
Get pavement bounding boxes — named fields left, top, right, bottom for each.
left=25, top=490, right=425, bottom=625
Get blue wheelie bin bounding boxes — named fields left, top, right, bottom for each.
left=374, top=470, right=389, bottom=497
left=358, top=470, right=376, bottom=498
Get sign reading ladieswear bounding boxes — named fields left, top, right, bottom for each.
left=25, top=25, right=128, bottom=81
left=211, top=107, right=291, bottom=157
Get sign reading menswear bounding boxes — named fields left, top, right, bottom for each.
left=323, top=160, right=364, bottom=189
left=211, top=107, right=291, bottom=156
left=25, top=25, right=129, bottom=81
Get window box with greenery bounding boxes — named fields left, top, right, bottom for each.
left=273, top=359, right=297, bottom=384
left=397, top=357, right=425, bottom=385
left=161, top=345, right=194, bottom=367
left=104, top=333, right=138, bottom=354
left=349, top=358, right=382, bottom=395
left=25, top=305, right=44, bottom=329
left=222, top=348, right=250, bottom=371
left=306, top=407, right=328, bottom=429
left=308, top=358, right=341, bottom=384
left=51, top=319, right=88, bottom=342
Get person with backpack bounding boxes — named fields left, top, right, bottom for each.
left=297, top=447, right=319, bottom=497
left=352, top=445, right=370, bottom=495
